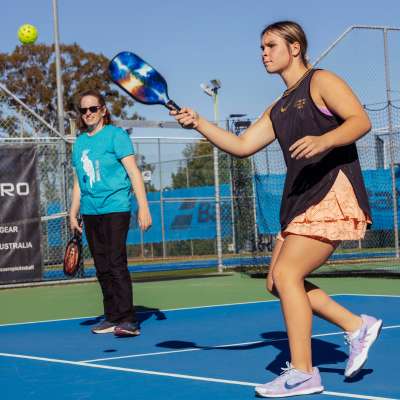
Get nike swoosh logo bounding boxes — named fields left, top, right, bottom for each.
left=284, top=377, right=312, bottom=390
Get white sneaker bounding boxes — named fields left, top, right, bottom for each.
left=344, top=314, right=382, bottom=378
left=255, top=362, right=324, bottom=398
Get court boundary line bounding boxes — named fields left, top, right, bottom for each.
left=0, top=299, right=279, bottom=327
left=0, top=352, right=397, bottom=400
left=80, top=324, right=400, bottom=363
left=0, top=294, right=399, bottom=327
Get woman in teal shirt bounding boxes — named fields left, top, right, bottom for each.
left=70, top=89, right=151, bottom=337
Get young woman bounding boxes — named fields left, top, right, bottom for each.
left=171, top=21, right=382, bottom=398
left=69, top=90, right=152, bottom=337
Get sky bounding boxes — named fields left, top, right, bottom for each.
left=2, top=0, right=400, bottom=127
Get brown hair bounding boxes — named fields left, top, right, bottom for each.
left=261, top=21, right=309, bottom=67
left=75, top=89, right=112, bottom=131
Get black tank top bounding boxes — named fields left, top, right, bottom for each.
left=270, top=69, right=371, bottom=231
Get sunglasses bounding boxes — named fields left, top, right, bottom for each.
left=78, top=105, right=103, bottom=115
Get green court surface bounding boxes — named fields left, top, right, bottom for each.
left=0, top=272, right=399, bottom=325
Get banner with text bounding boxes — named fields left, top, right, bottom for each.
left=46, top=168, right=400, bottom=247
left=255, top=168, right=400, bottom=234
left=0, top=146, right=42, bottom=283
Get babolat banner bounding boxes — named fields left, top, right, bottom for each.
left=127, top=185, right=233, bottom=244
left=0, top=146, right=42, bottom=283
left=47, top=168, right=400, bottom=247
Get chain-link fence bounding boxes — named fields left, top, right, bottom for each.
left=221, top=26, right=400, bottom=275
left=1, top=26, right=400, bottom=285
left=314, top=25, right=400, bottom=265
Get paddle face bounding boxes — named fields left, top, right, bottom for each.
left=109, top=51, right=179, bottom=110
left=63, top=233, right=82, bottom=277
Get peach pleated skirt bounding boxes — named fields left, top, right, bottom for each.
left=277, top=170, right=371, bottom=244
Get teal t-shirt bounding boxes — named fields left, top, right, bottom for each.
left=72, top=125, right=135, bottom=215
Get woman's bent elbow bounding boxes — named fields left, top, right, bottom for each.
left=365, top=119, right=372, bottom=134
left=361, top=112, right=372, bottom=134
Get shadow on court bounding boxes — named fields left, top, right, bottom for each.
left=156, top=330, right=372, bottom=381
left=319, top=366, right=373, bottom=382
left=261, top=331, right=372, bottom=382
left=260, top=331, right=348, bottom=374
left=79, top=305, right=167, bottom=327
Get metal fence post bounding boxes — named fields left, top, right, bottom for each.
left=383, top=28, right=399, bottom=258
left=228, top=157, right=237, bottom=253
left=225, top=120, right=237, bottom=254
left=213, top=94, right=224, bottom=272
left=136, top=142, right=145, bottom=258
left=158, top=138, right=167, bottom=258
left=250, top=157, right=258, bottom=251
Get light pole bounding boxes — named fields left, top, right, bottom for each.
left=201, top=80, right=224, bottom=273
left=52, top=0, right=70, bottom=248
left=52, top=0, right=65, bottom=136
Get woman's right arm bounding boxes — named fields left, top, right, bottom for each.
left=171, top=107, right=276, bottom=157
left=69, top=172, right=82, bottom=233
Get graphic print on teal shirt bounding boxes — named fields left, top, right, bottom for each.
left=72, top=125, right=135, bottom=215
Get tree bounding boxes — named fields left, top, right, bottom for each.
left=0, top=43, right=141, bottom=129
left=0, top=43, right=151, bottom=207
left=171, top=141, right=214, bottom=188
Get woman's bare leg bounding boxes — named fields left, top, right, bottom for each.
left=304, top=281, right=362, bottom=332
left=271, top=234, right=359, bottom=372
left=267, top=237, right=362, bottom=333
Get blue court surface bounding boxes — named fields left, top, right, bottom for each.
left=0, top=295, right=399, bottom=399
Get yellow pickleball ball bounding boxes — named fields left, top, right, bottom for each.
left=18, top=24, right=38, bottom=45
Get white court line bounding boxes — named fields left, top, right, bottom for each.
left=1, top=294, right=399, bottom=328
left=0, top=299, right=278, bottom=327
left=0, top=352, right=397, bottom=400
left=80, top=324, right=400, bottom=363
left=323, top=392, right=398, bottom=400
